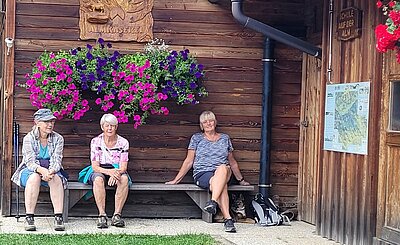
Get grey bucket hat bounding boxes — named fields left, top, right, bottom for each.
left=34, top=109, right=56, bottom=121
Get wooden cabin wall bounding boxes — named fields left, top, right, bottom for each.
left=4, top=0, right=305, bottom=217
left=311, top=1, right=382, bottom=244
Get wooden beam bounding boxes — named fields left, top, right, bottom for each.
left=1, top=0, right=16, bottom=216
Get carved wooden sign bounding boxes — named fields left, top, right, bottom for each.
left=337, top=7, right=362, bottom=41
left=79, top=0, right=154, bottom=42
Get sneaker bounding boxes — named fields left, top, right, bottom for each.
left=111, top=214, right=125, bottom=227
left=24, top=216, right=36, bottom=231
left=54, top=216, right=65, bottom=231
left=224, top=218, right=236, bottom=233
left=97, top=215, right=108, bottom=229
left=203, top=200, right=218, bottom=215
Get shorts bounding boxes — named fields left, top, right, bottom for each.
left=88, top=172, right=129, bottom=186
left=20, top=168, right=64, bottom=188
left=194, top=169, right=238, bottom=190
left=194, top=171, right=215, bottom=189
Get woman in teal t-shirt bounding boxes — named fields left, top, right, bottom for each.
left=11, top=109, right=66, bottom=232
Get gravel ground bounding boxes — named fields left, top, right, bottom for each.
left=0, top=216, right=338, bottom=245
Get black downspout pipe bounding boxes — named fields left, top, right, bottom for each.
left=228, top=0, right=322, bottom=199
left=208, top=0, right=322, bottom=198
left=260, top=38, right=274, bottom=199
left=231, top=0, right=322, bottom=59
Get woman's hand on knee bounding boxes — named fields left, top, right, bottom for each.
left=108, top=176, right=117, bottom=186
left=41, top=169, right=54, bottom=182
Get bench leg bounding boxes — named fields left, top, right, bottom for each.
left=186, top=191, right=212, bottom=223
left=63, top=188, right=69, bottom=223
left=63, top=190, right=91, bottom=223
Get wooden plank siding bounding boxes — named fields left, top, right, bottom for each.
left=305, top=1, right=382, bottom=244
left=3, top=0, right=306, bottom=216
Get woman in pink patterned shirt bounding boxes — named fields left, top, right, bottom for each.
left=89, top=113, right=130, bottom=229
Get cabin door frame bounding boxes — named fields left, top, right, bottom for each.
left=1, top=0, right=16, bottom=215
left=376, top=56, right=400, bottom=244
left=298, top=54, right=322, bottom=224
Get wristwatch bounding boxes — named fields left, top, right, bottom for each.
left=238, top=177, right=244, bottom=182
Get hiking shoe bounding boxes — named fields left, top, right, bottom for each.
left=97, top=215, right=108, bottom=229
left=224, top=218, right=236, bottom=233
left=24, top=216, right=36, bottom=231
left=111, top=214, right=125, bottom=227
left=203, top=200, right=218, bottom=215
left=54, top=216, right=65, bottom=231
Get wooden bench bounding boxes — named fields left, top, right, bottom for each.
left=63, top=182, right=254, bottom=223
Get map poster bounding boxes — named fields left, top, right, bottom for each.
left=323, top=81, right=370, bottom=155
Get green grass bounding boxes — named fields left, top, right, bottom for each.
left=0, top=234, right=217, bottom=245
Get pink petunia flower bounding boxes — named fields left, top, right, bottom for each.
left=95, top=98, right=102, bottom=105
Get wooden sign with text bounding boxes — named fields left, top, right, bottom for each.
left=337, top=7, right=362, bottom=41
left=79, top=0, right=154, bottom=42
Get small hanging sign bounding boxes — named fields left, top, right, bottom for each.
left=337, top=7, right=362, bottom=41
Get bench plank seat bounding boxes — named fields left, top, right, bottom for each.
left=67, top=182, right=254, bottom=191
left=63, top=182, right=254, bottom=223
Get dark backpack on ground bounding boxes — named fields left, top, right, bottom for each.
left=251, top=193, right=290, bottom=226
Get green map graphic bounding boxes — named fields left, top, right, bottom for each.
left=334, top=90, right=368, bottom=150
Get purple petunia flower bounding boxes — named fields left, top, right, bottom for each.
left=195, top=72, right=202, bottom=78
left=86, top=52, right=93, bottom=60
left=180, top=50, right=188, bottom=60
left=98, top=59, right=107, bottom=67
left=82, top=83, right=88, bottom=90
left=88, top=73, right=96, bottom=81
left=76, top=60, right=83, bottom=67
left=190, top=82, right=197, bottom=89
left=189, top=63, right=196, bottom=73
left=96, top=69, right=104, bottom=78
left=80, top=73, right=87, bottom=81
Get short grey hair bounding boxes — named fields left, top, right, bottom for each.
left=100, top=114, right=118, bottom=128
left=199, top=111, right=217, bottom=130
